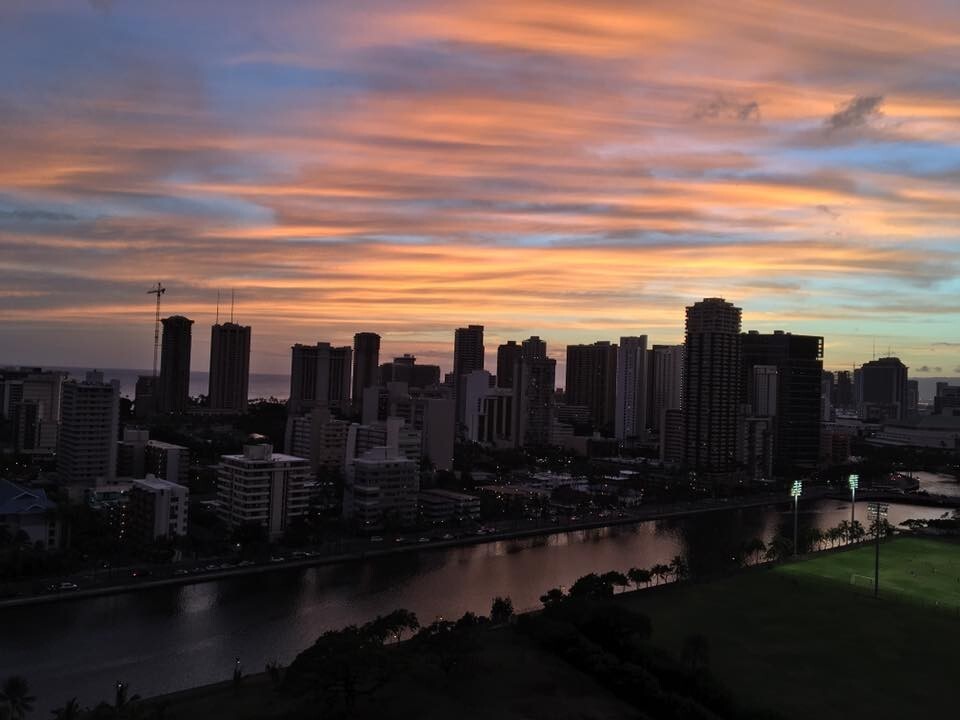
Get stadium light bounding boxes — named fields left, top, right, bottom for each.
left=791, top=481, right=802, bottom=556
left=848, top=474, right=859, bottom=525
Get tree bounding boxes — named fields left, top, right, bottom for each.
left=600, top=570, right=629, bottom=594
left=669, top=555, right=688, bottom=581
left=569, top=573, right=614, bottom=599
left=627, top=567, right=652, bottom=589
left=490, top=596, right=514, bottom=624
left=849, top=520, right=866, bottom=543
left=284, top=622, right=392, bottom=713
left=651, top=563, right=671, bottom=585
left=764, top=535, right=793, bottom=562
left=681, top=634, right=710, bottom=672
left=744, top=538, right=766, bottom=565
left=412, top=617, right=481, bottom=680
left=0, top=676, right=35, bottom=720
left=805, top=527, right=824, bottom=552
left=371, top=608, right=420, bottom=644
left=540, top=587, right=566, bottom=607
left=51, top=698, right=82, bottom=720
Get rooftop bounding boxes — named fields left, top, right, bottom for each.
left=0, top=479, right=56, bottom=515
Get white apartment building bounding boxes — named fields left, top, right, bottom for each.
left=217, top=438, right=311, bottom=539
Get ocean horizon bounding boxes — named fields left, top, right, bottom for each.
left=43, top=367, right=291, bottom=401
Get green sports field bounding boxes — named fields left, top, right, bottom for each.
left=623, top=536, right=960, bottom=719
left=777, top=536, right=960, bottom=607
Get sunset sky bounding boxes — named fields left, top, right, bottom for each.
left=2, top=0, right=959, bottom=378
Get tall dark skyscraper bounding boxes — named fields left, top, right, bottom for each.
left=208, top=322, right=251, bottom=412
left=741, top=330, right=824, bottom=476
left=683, top=298, right=742, bottom=486
left=514, top=336, right=556, bottom=447
left=834, top=370, right=854, bottom=410
left=453, top=325, right=484, bottom=424
left=615, top=336, right=648, bottom=442
left=352, top=332, right=381, bottom=407
left=565, top=341, right=618, bottom=436
left=496, top=340, right=522, bottom=389
left=288, top=342, right=353, bottom=415
left=158, top=315, right=193, bottom=413
left=858, top=356, right=908, bottom=421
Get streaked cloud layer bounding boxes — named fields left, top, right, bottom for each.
left=1, top=0, right=959, bottom=374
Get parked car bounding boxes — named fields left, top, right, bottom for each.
left=48, top=581, right=78, bottom=592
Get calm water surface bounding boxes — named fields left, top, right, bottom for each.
left=0, top=500, right=947, bottom=713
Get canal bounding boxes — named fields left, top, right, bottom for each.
left=0, top=499, right=948, bottom=713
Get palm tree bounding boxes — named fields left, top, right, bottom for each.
left=748, top=538, right=766, bottom=565
left=669, top=555, right=688, bottom=582
left=837, top=520, right=851, bottom=544
left=0, top=676, right=35, bottom=720
left=627, top=567, right=652, bottom=589
left=651, top=563, right=671, bottom=585
left=51, top=698, right=82, bottom=720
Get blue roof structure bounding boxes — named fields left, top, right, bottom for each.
left=0, top=479, right=56, bottom=516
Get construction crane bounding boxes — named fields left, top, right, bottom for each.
left=147, top=283, right=166, bottom=378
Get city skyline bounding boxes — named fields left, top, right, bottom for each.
left=1, top=1, right=960, bottom=375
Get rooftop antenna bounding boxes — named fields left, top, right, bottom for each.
left=147, top=282, right=166, bottom=378
left=872, top=338, right=876, bottom=360
left=231, top=289, right=235, bottom=323
left=216, top=290, right=220, bottom=325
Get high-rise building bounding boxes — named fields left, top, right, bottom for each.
left=4, top=369, right=65, bottom=455
left=741, top=331, right=824, bottom=476
left=906, top=379, right=919, bottom=416
left=208, top=322, right=251, bottom=412
left=514, top=336, right=556, bottom=447
left=288, top=342, right=353, bottom=415
left=648, top=344, right=683, bottom=434
left=615, top=336, right=648, bottom=441
left=352, top=332, right=381, bottom=408
left=217, top=439, right=311, bottom=540
left=496, top=341, right=522, bottom=389
left=683, top=298, right=742, bottom=486
left=158, top=315, right=193, bottom=413
left=58, top=371, right=120, bottom=487
left=566, top=341, right=618, bottom=436
left=134, top=375, right=156, bottom=418
left=858, top=357, right=908, bottom=421
left=378, top=355, right=441, bottom=388
left=750, top=365, right=779, bottom=417
left=821, top=371, right=834, bottom=422
left=453, top=325, right=485, bottom=425
left=834, top=370, right=854, bottom=411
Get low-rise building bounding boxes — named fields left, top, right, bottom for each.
left=128, top=475, right=189, bottom=543
left=419, top=488, right=480, bottom=526
left=0, top=480, right=60, bottom=550
left=217, top=438, right=311, bottom=540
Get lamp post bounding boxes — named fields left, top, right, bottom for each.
left=848, top=474, right=859, bottom=526
left=790, top=480, right=803, bottom=556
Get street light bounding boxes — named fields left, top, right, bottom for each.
left=790, top=480, right=803, bottom=556
left=848, top=474, right=859, bottom=525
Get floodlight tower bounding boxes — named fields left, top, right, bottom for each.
left=848, top=474, right=859, bottom=525
left=790, top=480, right=803, bottom=556
left=147, top=283, right=166, bottom=378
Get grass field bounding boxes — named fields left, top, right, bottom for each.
left=777, top=536, right=960, bottom=607
left=622, top=536, right=960, bottom=720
